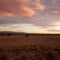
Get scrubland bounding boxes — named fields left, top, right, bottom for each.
left=0, top=34, right=60, bottom=60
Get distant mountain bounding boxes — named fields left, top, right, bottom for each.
left=0, top=31, right=26, bottom=35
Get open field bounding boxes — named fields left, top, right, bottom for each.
left=0, top=34, right=60, bottom=60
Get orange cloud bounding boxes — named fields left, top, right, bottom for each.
left=33, top=3, right=45, bottom=10
left=19, top=6, right=35, bottom=16
left=17, top=0, right=28, bottom=2
left=0, top=12, right=14, bottom=17
left=0, top=0, right=45, bottom=16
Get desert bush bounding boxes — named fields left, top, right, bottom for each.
left=45, top=52, right=55, bottom=60
left=0, top=45, right=60, bottom=60
left=0, top=52, right=8, bottom=60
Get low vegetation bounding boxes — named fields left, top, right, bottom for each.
left=0, top=34, right=60, bottom=60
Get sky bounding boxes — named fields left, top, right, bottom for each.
left=0, top=0, right=60, bottom=34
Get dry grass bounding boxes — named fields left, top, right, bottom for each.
left=0, top=34, right=60, bottom=60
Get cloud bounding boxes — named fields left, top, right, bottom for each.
left=0, top=12, right=14, bottom=17
left=0, top=0, right=60, bottom=33
left=31, top=3, right=45, bottom=10
left=19, top=5, right=35, bottom=16
left=0, top=23, right=46, bottom=33
left=52, top=0, right=57, bottom=4
left=51, top=10, right=59, bottom=14
left=0, top=23, right=60, bottom=33
left=51, top=8, right=60, bottom=15
left=46, top=21, right=60, bottom=31
left=0, top=0, right=45, bottom=16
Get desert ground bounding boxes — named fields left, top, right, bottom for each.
left=0, top=34, right=60, bottom=60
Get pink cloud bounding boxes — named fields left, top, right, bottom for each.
left=32, top=3, right=45, bottom=10
left=51, top=10, right=59, bottom=14
left=0, top=0, right=45, bottom=16
left=52, top=0, right=57, bottom=4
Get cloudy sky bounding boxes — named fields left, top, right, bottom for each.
left=0, top=0, right=60, bottom=34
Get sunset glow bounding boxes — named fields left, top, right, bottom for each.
left=0, top=0, right=60, bottom=34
